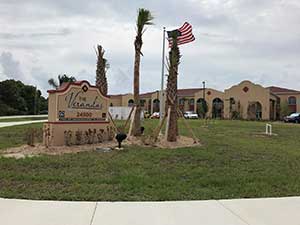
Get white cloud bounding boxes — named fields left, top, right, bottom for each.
left=0, top=0, right=300, bottom=96
left=0, top=52, right=24, bottom=81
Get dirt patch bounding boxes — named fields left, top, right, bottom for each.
left=126, top=135, right=201, bottom=149
left=1, top=135, right=201, bottom=159
left=155, top=136, right=201, bottom=149
left=1, top=141, right=118, bottom=159
left=252, top=132, right=278, bottom=138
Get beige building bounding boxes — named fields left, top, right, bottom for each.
left=268, top=86, right=300, bottom=114
left=224, top=80, right=279, bottom=120
left=108, top=80, right=300, bottom=121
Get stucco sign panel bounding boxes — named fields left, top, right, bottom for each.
left=57, top=83, right=108, bottom=121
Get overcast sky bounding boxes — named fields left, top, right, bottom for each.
left=0, top=0, right=300, bottom=96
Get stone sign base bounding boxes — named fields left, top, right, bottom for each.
left=43, top=121, right=114, bottom=146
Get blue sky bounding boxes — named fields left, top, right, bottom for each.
left=0, top=0, right=300, bottom=96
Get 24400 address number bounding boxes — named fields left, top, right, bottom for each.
left=76, top=112, right=92, bottom=117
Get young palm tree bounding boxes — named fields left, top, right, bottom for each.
left=166, top=32, right=181, bottom=142
left=132, top=8, right=154, bottom=136
left=48, top=74, right=76, bottom=89
left=48, top=78, right=58, bottom=89
left=95, top=45, right=109, bottom=96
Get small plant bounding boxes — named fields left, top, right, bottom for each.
left=231, top=110, right=240, bottom=119
left=231, top=101, right=243, bottom=120
left=84, top=131, right=89, bottom=144
left=26, top=128, right=36, bottom=146
left=25, top=128, right=43, bottom=146
left=280, top=101, right=291, bottom=118
left=75, top=130, right=83, bottom=145
left=43, top=126, right=51, bottom=148
left=197, top=102, right=208, bottom=119
left=97, top=129, right=104, bottom=143
left=107, top=126, right=114, bottom=141
left=92, top=129, right=97, bottom=144
left=88, top=129, right=93, bottom=144
left=64, top=130, right=72, bottom=146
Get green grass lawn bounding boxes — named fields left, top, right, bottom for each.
left=0, top=120, right=300, bottom=201
left=0, top=116, right=48, bottom=122
left=0, top=123, right=43, bottom=149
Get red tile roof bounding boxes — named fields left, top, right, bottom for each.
left=108, top=93, right=133, bottom=98
left=109, top=88, right=204, bottom=98
left=108, top=94, right=123, bottom=98
left=140, top=91, right=156, bottom=98
left=268, top=86, right=300, bottom=94
left=177, top=88, right=203, bottom=97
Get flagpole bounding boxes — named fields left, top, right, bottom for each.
left=159, top=27, right=166, bottom=122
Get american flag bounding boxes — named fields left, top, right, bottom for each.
left=167, top=22, right=195, bottom=47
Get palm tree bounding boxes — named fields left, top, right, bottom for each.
left=48, top=74, right=76, bottom=89
left=95, top=45, right=109, bottom=96
left=48, top=78, right=58, bottom=89
left=132, top=8, right=154, bottom=136
left=166, top=31, right=181, bottom=142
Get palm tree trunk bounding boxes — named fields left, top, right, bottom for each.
left=96, top=45, right=108, bottom=96
left=166, top=42, right=180, bottom=142
left=167, top=78, right=178, bottom=142
left=132, top=39, right=142, bottom=136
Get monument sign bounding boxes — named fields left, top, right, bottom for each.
left=44, top=80, right=113, bottom=146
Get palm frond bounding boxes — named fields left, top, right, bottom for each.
left=136, top=8, right=154, bottom=35
left=48, top=78, right=58, bottom=89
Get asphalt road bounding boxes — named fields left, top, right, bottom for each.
left=0, top=120, right=47, bottom=128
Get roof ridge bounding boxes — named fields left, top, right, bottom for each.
left=268, top=86, right=300, bottom=93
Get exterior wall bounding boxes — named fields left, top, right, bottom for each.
left=194, top=88, right=225, bottom=118
left=140, top=97, right=152, bottom=112
left=48, top=94, right=57, bottom=122
left=44, top=122, right=113, bottom=146
left=109, top=96, right=122, bottom=107
left=106, top=81, right=299, bottom=120
left=121, top=94, right=134, bottom=107
left=224, top=80, right=271, bottom=120
left=275, top=93, right=300, bottom=113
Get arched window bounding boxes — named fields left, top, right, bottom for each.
left=212, top=98, right=224, bottom=118
left=196, top=98, right=208, bottom=118
left=153, top=99, right=160, bottom=112
left=288, top=96, right=296, bottom=105
left=140, top=99, right=146, bottom=107
left=189, top=99, right=195, bottom=111
left=247, top=101, right=262, bottom=120
left=288, top=96, right=297, bottom=113
left=229, top=97, right=235, bottom=112
left=179, top=98, right=185, bottom=105
left=128, top=99, right=134, bottom=107
left=189, top=99, right=195, bottom=105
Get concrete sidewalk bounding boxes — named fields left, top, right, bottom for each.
left=0, top=115, right=48, bottom=119
left=1, top=197, right=300, bottom=225
left=0, top=120, right=47, bottom=128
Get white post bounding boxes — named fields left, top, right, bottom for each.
left=165, top=107, right=171, bottom=140
left=128, top=107, right=137, bottom=137
left=266, top=123, right=272, bottom=135
left=159, top=27, right=166, bottom=121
